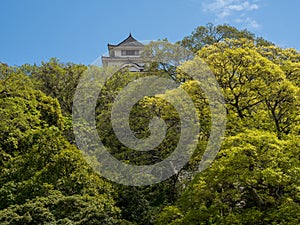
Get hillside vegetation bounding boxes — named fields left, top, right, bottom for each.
left=0, top=24, right=299, bottom=224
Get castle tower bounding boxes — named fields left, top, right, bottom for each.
left=101, top=34, right=147, bottom=71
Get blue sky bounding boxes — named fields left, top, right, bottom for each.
left=1, top=0, right=299, bottom=66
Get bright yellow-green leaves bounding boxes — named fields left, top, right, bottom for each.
left=197, top=39, right=300, bottom=137
left=157, top=130, right=300, bottom=224
left=156, top=38, right=300, bottom=225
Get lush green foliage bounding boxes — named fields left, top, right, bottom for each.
left=0, top=64, right=125, bottom=224
left=0, top=24, right=299, bottom=224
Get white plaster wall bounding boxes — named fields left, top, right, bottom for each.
left=114, top=50, right=122, bottom=57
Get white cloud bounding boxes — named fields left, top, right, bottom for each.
left=203, top=0, right=259, bottom=19
left=245, top=18, right=260, bottom=28
left=202, top=0, right=261, bottom=29
left=228, top=2, right=259, bottom=11
left=234, top=18, right=260, bottom=28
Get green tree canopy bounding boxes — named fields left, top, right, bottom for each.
left=0, top=64, right=125, bottom=224
left=178, top=23, right=272, bottom=53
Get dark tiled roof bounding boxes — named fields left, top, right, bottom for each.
left=108, top=33, right=144, bottom=47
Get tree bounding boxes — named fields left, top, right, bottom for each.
left=177, top=23, right=270, bottom=53
left=198, top=39, right=283, bottom=119
left=257, top=45, right=300, bottom=87
left=197, top=38, right=300, bottom=137
left=156, top=130, right=300, bottom=224
left=0, top=65, right=125, bottom=224
left=262, top=80, right=299, bottom=136
left=24, top=58, right=87, bottom=115
left=0, top=191, right=124, bottom=225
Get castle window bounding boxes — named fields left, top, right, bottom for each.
left=121, top=50, right=139, bottom=56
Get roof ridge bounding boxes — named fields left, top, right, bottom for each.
left=108, top=34, right=143, bottom=47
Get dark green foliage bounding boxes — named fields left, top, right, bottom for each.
left=22, top=58, right=87, bottom=116
left=0, top=192, right=122, bottom=225
left=0, top=64, right=124, bottom=224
